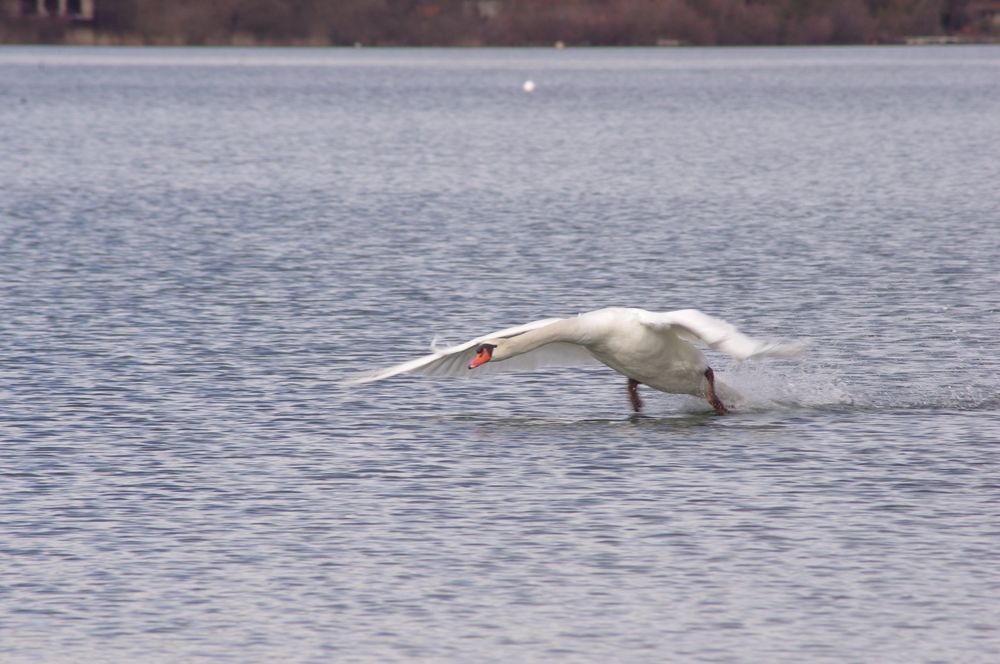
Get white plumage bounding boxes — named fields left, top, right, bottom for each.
left=346, top=307, right=804, bottom=412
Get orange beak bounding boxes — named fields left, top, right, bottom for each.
left=468, top=346, right=493, bottom=369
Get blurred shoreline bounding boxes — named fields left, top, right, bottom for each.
left=2, top=1, right=998, bottom=48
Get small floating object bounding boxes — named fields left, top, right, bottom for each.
left=522, top=80, right=536, bottom=93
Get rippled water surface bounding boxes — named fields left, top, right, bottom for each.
left=2, top=45, right=999, bottom=663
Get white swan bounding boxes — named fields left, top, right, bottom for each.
left=346, top=307, right=803, bottom=414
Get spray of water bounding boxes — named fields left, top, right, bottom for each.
left=717, top=362, right=856, bottom=412
left=716, top=362, right=999, bottom=413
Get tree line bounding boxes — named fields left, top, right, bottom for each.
left=2, top=0, right=994, bottom=46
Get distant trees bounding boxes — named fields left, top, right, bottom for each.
left=484, top=0, right=982, bottom=45
left=0, top=0, right=993, bottom=45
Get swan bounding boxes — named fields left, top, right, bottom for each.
left=346, top=307, right=803, bottom=414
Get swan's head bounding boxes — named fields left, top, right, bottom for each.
left=468, top=342, right=498, bottom=369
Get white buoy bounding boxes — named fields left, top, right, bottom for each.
left=522, top=80, right=536, bottom=93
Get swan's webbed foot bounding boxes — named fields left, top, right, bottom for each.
left=627, top=378, right=643, bottom=413
left=704, top=367, right=730, bottom=415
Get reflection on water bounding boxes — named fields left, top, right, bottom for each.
left=1, top=45, right=999, bottom=663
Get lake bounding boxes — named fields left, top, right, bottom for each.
left=1, top=45, right=999, bottom=663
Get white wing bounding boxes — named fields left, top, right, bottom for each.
left=637, top=308, right=805, bottom=360
left=344, top=317, right=600, bottom=385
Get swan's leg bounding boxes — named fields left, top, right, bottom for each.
left=704, top=367, right=729, bottom=415
left=627, top=378, right=643, bottom=413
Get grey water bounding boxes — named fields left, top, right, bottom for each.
left=1, top=45, right=999, bottom=663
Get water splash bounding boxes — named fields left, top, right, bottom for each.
left=718, top=362, right=856, bottom=412
left=718, top=363, right=1000, bottom=413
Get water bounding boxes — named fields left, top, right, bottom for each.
left=1, top=45, right=999, bottom=662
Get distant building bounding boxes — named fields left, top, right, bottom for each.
left=17, top=0, right=94, bottom=20
left=469, top=0, right=502, bottom=19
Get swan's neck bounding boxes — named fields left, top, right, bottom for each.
left=498, top=319, right=582, bottom=359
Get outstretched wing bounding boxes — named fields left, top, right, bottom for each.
left=344, top=317, right=599, bottom=385
left=637, top=309, right=805, bottom=360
